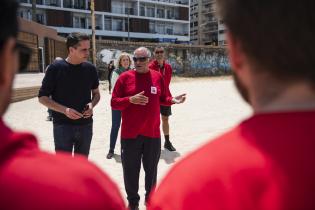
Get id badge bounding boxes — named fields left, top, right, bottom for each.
left=151, top=86, right=157, bottom=94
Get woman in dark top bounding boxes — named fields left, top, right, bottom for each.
left=108, top=60, right=115, bottom=94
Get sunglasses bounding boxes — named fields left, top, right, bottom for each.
left=15, top=43, right=32, bottom=72
left=133, top=57, right=148, bottom=62
left=155, top=50, right=164, bottom=54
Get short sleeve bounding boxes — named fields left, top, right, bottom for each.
left=38, top=64, right=57, bottom=97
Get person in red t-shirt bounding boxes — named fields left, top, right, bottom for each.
left=148, top=1, right=315, bottom=210
left=0, top=1, right=125, bottom=210
left=111, top=47, right=186, bottom=210
left=149, top=46, right=176, bottom=152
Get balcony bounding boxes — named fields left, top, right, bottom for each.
left=140, top=0, right=189, bottom=6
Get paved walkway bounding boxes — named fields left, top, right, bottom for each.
left=4, top=76, right=251, bottom=209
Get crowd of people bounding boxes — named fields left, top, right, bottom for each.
left=1, top=0, right=315, bottom=210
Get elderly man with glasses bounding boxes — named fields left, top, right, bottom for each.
left=111, top=47, right=186, bottom=210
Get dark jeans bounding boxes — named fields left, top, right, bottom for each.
left=53, top=123, right=93, bottom=157
left=121, top=136, right=161, bottom=206
left=109, top=109, right=121, bottom=152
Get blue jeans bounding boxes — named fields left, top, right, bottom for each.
left=53, top=123, right=93, bottom=157
left=109, top=109, right=121, bottom=151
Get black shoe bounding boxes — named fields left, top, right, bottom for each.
left=106, top=151, right=114, bottom=159
left=164, top=141, right=176, bottom=151
left=128, top=204, right=139, bottom=210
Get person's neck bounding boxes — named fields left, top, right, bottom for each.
left=252, top=81, right=315, bottom=114
left=66, top=56, right=82, bottom=65
left=136, top=68, right=149, bottom=74
left=157, top=59, right=164, bottom=66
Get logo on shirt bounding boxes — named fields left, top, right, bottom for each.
left=151, top=86, right=157, bottom=94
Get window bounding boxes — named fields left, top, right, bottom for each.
left=140, top=4, right=145, bottom=16
left=147, top=7, right=155, bottom=18
left=156, top=23, right=165, bottom=34
left=112, top=1, right=124, bottom=14
left=36, top=14, right=44, bottom=24
left=166, top=27, right=173, bottom=35
left=113, top=18, right=123, bottom=31
left=157, top=8, right=164, bottom=18
left=149, top=21, right=155, bottom=33
left=63, top=0, right=72, bottom=8
left=74, top=16, right=86, bottom=28
left=74, top=0, right=86, bottom=9
left=80, top=17, right=86, bottom=28
left=166, top=7, right=174, bottom=19
left=105, top=17, right=112, bottom=30
left=47, top=0, right=59, bottom=7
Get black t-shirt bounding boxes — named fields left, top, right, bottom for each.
left=38, top=60, right=99, bottom=125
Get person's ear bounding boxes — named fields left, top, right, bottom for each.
left=226, top=31, right=246, bottom=74
left=0, top=38, right=16, bottom=88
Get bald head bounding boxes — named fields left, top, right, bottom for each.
left=134, top=47, right=151, bottom=58
left=133, top=47, right=151, bottom=74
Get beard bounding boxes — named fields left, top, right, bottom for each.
left=233, top=72, right=250, bottom=104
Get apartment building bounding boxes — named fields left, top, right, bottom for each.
left=190, top=0, right=226, bottom=46
left=18, top=0, right=190, bottom=43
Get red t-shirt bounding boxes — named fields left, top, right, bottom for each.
left=111, top=69, right=173, bottom=139
left=148, top=111, right=315, bottom=210
left=0, top=120, right=125, bottom=210
left=149, top=60, right=173, bottom=106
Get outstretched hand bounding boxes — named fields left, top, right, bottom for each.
left=172, top=93, right=186, bottom=104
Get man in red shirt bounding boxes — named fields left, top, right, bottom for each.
left=111, top=47, right=186, bottom=210
left=149, top=46, right=176, bottom=151
left=0, top=1, right=125, bottom=209
left=148, top=0, right=315, bottom=210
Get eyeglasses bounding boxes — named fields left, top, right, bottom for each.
left=15, top=43, right=32, bottom=72
left=155, top=50, right=164, bottom=54
left=133, top=57, right=148, bottom=62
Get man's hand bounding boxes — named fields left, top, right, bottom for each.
left=172, top=93, right=186, bottom=104
left=82, top=103, right=93, bottom=118
left=129, top=91, right=149, bottom=105
left=65, top=108, right=83, bottom=120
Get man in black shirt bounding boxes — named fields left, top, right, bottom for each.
left=38, top=32, right=100, bottom=157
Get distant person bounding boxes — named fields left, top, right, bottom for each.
left=148, top=0, right=315, bottom=210
left=111, top=47, right=186, bottom=210
left=107, top=53, right=132, bottom=159
left=39, top=32, right=100, bottom=157
left=108, top=60, right=115, bottom=94
left=0, top=1, right=125, bottom=209
left=149, top=46, right=176, bottom=151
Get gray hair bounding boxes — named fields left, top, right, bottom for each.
left=154, top=46, right=164, bottom=52
left=134, top=47, right=151, bottom=58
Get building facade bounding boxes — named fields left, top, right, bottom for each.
left=18, top=0, right=190, bottom=43
left=190, top=0, right=226, bottom=46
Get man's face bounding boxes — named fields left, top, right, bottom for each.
left=0, top=38, right=20, bottom=116
left=154, top=48, right=165, bottom=61
left=133, top=50, right=149, bottom=73
left=70, top=40, right=90, bottom=62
